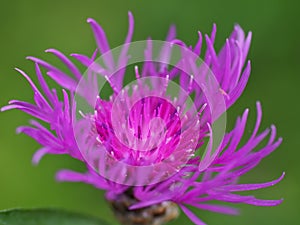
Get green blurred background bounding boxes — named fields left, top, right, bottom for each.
left=0, top=0, right=299, bottom=224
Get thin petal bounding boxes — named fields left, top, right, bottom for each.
left=180, top=205, right=207, bottom=225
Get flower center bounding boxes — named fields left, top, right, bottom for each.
left=94, top=95, right=182, bottom=166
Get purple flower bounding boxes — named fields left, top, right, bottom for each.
left=2, top=12, right=284, bottom=225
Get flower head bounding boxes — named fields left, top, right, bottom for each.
left=2, top=12, right=284, bottom=225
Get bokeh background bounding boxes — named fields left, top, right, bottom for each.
left=0, top=0, right=299, bottom=224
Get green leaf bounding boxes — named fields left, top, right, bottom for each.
left=0, top=208, right=111, bottom=225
